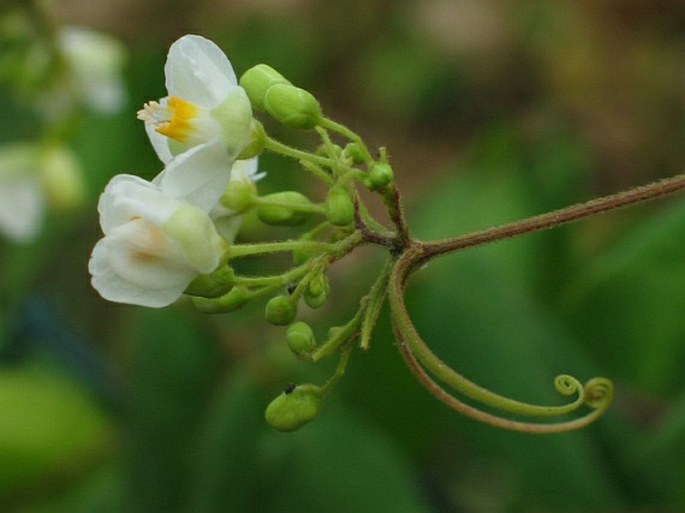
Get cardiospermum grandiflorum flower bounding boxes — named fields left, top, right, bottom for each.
left=137, top=34, right=253, bottom=163
left=89, top=142, right=231, bottom=308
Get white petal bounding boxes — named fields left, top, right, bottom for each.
left=98, top=174, right=178, bottom=233
left=89, top=237, right=193, bottom=307
left=153, top=140, right=233, bottom=211
left=164, top=35, right=237, bottom=107
left=144, top=112, right=174, bottom=164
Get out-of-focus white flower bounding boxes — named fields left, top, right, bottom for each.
left=0, top=142, right=85, bottom=243
left=0, top=144, right=44, bottom=242
left=89, top=141, right=232, bottom=307
left=210, top=157, right=263, bottom=241
left=137, top=35, right=252, bottom=164
left=58, top=27, right=127, bottom=114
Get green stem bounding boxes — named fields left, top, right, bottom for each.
left=386, top=245, right=613, bottom=432
left=320, top=342, right=354, bottom=395
left=359, top=260, right=391, bottom=350
left=319, top=118, right=373, bottom=162
left=311, top=300, right=367, bottom=361
left=263, top=136, right=335, bottom=185
left=420, top=173, right=685, bottom=265
left=225, top=239, right=338, bottom=260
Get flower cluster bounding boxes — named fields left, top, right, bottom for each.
left=89, top=34, right=617, bottom=434
left=91, top=36, right=256, bottom=307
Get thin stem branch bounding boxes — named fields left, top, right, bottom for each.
left=421, top=173, right=685, bottom=263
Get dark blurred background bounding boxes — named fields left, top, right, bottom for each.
left=2, top=1, right=685, bottom=512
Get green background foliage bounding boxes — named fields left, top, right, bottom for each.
left=2, top=1, right=685, bottom=511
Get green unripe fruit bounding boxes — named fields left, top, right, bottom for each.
left=324, top=187, right=355, bottom=226
left=265, top=295, right=297, bottom=325
left=264, top=84, right=322, bottom=129
left=265, top=384, right=322, bottom=432
left=367, top=162, right=394, bottom=190
left=257, top=191, right=314, bottom=226
left=286, top=321, right=317, bottom=357
left=192, top=285, right=250, bottom=313
left=239, top=64, right=291, bottom=111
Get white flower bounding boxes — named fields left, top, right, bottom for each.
left=210, top=157, right=264, bottom=241
left=0, top=143, right=85, bottom=243
left=89, top=142, right=232, bottom=307
left=0, top=144, right=44, bottom=242
left=59, top=27, right=127, bottom=114
left=137, top=35, right=252, bottom=164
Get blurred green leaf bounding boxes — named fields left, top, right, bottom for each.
left=0, top=364, right=110, bottom=507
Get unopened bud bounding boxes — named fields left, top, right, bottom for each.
left=220, top=174, right=257, bottom=214
left=286, top=321, right=317, bottom=357
left=367, top=162, right=394, bottom=191
left=257, top=191, right=313, bottom=226
left=343, top=143, right=368, bottom=164
left=239, top=64, right=291, bottom=111
left=264, top=84, right=322, bottom=129
left=304, top=274, right=330, bottom=309
left=265, top=383, right=322, bottom=432
left=265, top=295, right=297, bottom=325
left=324, top=187, right=355, bottom=226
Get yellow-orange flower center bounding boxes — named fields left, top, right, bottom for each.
left=137, top=96, right=201, bottom=144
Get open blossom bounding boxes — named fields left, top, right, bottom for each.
left=89, top=142, right=231, bottom=307
left=59, top=27, right=127, bottom=114
left=137, top=35, right=253, bottom=164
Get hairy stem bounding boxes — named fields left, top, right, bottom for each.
left=420, top=173, right=685, bottom=264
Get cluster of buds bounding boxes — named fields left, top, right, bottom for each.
left=90, top=35, right=621, bottom=434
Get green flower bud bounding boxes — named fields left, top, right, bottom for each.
left=324, top=187, right=355, bottom=226
left=257, top=191, right=313, bottom=226
left=237, top=119, right=266, bottom=160
left=184, top=266, right=235, bottom=298
left=317, top=143, right=343, bottom=159
left=304, top=274, right=330, bottom=309
left=286, top=321, right=317, bottom=357
left=265, top=383, right=322, bottom=432
left=239, top=64, right=291, bottom=111
left=264, top=84, right=322, bottom=129
left=343, top=142, right=368, bottom=164
left=265, top=295, right=297, bottom=325
left=367, top=162, right=394, bottom=190
left=192, top=285, right=250, bottom=313
left=219, top=173, right=258, bottom=214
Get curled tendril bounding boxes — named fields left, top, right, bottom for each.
left=387, top=244, right=614, bottom=434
